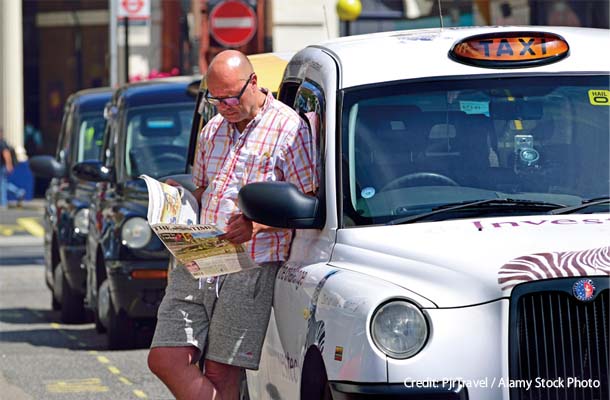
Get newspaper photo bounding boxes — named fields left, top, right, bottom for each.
left=140, top=175, right=258, bottom=279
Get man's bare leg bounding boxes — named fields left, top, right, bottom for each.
left=204, top=359, right=241, bottom=400
left=148, top=346, right=217, bottom=399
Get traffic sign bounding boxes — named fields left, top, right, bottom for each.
left=118, top=0, right=150, bottom=20
left=209, top=0, right=257, bottom=48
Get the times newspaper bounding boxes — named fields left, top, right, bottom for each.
left=141, top=175, right=258, bottom=278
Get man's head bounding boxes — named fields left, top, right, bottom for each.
left=205, top=50, right=263, bottom=125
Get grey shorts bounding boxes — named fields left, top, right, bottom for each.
left=151, top=262, right=280, bottom=370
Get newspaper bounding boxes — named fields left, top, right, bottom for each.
left=141, top=174, right=258, bottom=278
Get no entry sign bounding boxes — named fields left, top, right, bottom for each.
left=118, top=0, right=150, bottom=20
left=209, top=0, right=257, bottom=48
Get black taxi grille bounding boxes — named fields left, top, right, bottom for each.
left=509, top=278, right=609, bottom=400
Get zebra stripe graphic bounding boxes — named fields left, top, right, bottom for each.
left=498, top=246, right=610, bottom=291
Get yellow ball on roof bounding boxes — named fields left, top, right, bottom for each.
left=336, top=0, right=362, bottom=21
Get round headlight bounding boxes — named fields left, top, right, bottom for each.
left=74, top=208, right=90, bottom=235
left=121, top=217, right=152, bottom=249
left=371, top=300, right=428, bottom=359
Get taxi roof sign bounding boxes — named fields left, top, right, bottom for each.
left=449, top=32, right=569, bottom=68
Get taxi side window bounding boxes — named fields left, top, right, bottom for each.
left=293, top=81, right=325, bottom=196
left=57, top=104, right=74, bottom=163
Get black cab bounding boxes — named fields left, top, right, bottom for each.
left=73, top=77, right=198, bottom=349
left=29, top=87, right=112, bottom=323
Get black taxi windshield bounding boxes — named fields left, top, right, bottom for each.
left=124, top=104, right=194, bottom=179
left=341, top=75, right=610, bottom=226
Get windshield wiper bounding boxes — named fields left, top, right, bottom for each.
left=549, top=197, right=610, bottom=215
left=388, top=198, right=566, bottom=225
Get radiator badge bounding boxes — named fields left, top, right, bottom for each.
left=573, top=279, right=596, bottom=301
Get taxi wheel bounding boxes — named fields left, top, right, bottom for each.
left=239, top=368, right=250, bottom=400
left=106, top=295, right=136, bottom=350
left=94, top=311, right=106, bottom=333
left=51, top=296, right=60, bottom=311
left=52, top=263, right=63, bottom=310
left=59, top=271, right=86, bottom=324
left=322, top=381, right=333, bottom=400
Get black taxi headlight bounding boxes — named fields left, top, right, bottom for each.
left=121, top=217, right=152, bottom=249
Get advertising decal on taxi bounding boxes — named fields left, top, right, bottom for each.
left=497, top=246, right=610, bottom=291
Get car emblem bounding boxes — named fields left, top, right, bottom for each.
left=572, top=279, right=596, bottom=302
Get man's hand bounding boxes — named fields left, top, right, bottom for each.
left=220, top=214, right=253, bottom=244
left=163, top=178, right=182, bottom=187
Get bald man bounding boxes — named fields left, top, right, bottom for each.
left=148, top=50, right=316, bottom=399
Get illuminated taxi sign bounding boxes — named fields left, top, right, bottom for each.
left=449, top=32, right=569, bottom=68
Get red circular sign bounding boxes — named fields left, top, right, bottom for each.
left=209, top=0, right=257, bottom=48
left=122, top=0, right=144, bottom=14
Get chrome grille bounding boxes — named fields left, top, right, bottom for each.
left=509, top=277, right=609, bottom=400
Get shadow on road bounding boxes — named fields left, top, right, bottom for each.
left=0, top=256, right=44, bottom=267
left=0, top=307, right=153, bottom=350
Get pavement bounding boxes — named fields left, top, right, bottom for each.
left=0, top=198, right=45, bottom=244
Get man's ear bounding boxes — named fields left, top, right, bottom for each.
left=250, top=73, right=258, bottom=90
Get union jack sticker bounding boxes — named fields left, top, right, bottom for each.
left=572, top=279, right=596, bottom=302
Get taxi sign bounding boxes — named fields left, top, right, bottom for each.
left=449, top=32, right=569, bottom=68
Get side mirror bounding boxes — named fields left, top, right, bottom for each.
left=238, top=182, right=323, bottom=229
left=28, top=155, right=66, bottom=178
left=72, top=160, right=113, bottom=182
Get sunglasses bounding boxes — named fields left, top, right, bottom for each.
left=204, top=73, right=254, bottom=106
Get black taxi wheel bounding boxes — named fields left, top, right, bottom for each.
left=59, top=270, right=86, bottom=324
left=106, top=294, right=136, bottom=350
left=52, top=263, right=63, bottom=310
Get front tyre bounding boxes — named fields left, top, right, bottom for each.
left=239, top=368, right=250, bottom=400
left=51, top=264, right=62, bottom=310
left=106, top=289, right=136, bottom=350
left=59, top=270, right=86, bottom=324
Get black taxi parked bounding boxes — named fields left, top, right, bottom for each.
left=29, top=87, right=112, bottom=323
left=73, top=77, right=198, bottom=349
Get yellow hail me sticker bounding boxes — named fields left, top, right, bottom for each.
left=450, top=32, right=569, bottom=68
left=588, top=90, right=610, bottom=106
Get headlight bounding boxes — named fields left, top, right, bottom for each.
left=73, top=208, right=90, bottom=235
left=371, top=300, right=428, bottom=359
left=121, top=217, right=152, bottom=249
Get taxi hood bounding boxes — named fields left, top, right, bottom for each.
left=331, top=214, right=610, bottom=308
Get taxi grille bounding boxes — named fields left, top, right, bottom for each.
left=509, top=278, right=609, bottom=400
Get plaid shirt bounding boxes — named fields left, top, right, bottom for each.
left=193, top=90, right=316, bottom=264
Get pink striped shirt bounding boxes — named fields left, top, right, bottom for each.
left=193, top=90, right=316, bottom=264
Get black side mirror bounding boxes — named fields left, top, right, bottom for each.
left=72, top=160, right=113, bottom=182
left=238, top=182, right=323, bottom=229
left=28, top=155, right=66, bottom=178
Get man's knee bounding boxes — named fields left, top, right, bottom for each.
left=148, top=346, right=199, bottom=378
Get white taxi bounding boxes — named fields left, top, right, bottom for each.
left=238, top=26, right=610, bottom=400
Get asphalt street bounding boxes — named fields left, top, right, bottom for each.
left=0, top=201, right=173, bottom=399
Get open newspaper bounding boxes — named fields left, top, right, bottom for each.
left=141, top=175, right=258, bottom=279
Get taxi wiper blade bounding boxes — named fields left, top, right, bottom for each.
left=388, top=198, right=565, bottom=225
left=549, top=197, right=610, bottom=215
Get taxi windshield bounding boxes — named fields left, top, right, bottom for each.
left=124, top=103, right=193, bottom=179
left=341, top=75, right=610, bottom=226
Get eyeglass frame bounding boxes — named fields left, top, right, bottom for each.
left=204, top=73, right=255, bottom=106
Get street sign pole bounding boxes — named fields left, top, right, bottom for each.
left=124, top=16, right=129, bottom=83
left=109, top=0, right=118, bottom=87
